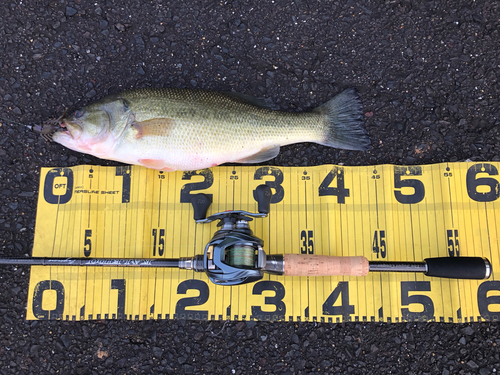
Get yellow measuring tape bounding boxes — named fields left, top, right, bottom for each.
left=27, top=162, right=499, bottom=322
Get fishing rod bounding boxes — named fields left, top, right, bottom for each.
left=0, top=185, right=492, bottom=285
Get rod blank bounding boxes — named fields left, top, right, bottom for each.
left=369, top=261, right=427, bottom=273
left=0, top=257, right=180, bottom=268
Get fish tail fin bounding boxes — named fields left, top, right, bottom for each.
left=313, top=88, right=370, bottom=151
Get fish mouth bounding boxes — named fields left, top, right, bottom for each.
left=35, top=109, right=71, bottom=142
left=51, top=121, right=83, bottom=144
left=35, top=109, right=82, bottom=142
left=55, top=121, right=74, bottom=137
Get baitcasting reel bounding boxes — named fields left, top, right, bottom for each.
left=180, top=185, right=284, bottom=285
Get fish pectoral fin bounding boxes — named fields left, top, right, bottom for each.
left=138, top=158, right=176, bottom=171
left=132, top=118, right=176, bottom=139
left=234, top=145, right=280, bottom=164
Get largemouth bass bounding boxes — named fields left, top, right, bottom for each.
left=50, top=88, right=369, bottom=171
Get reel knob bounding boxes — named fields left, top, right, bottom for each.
left=254, top=185, right=272, bottom=214
left=191, top=193, right=212, bottom=220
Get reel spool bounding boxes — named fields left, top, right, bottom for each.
left=226, top=245, right=256, bottom=268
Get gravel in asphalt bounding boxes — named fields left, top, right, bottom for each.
left=0, top=0, right=499, bottom=374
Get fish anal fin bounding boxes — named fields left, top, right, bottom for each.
left=235, top=145, right=280, bottom=164
left=133, top=118, right=176, bottom=139
left=138, top=158, right=176, bottom=171
left=161, top=166, right=176, bottom=172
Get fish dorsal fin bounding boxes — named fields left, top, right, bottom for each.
left=235, top=145, right=280, bottom=164
left=223, top=92, right=277, bottom=110
left=132, top=118, right=176, bottom=139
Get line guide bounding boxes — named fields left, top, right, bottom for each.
left=26, top=162, right=499, bottom=322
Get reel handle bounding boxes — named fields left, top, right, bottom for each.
left=191, top=184, right=271, bottom=221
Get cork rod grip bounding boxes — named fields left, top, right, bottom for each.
left=283, top=255, right=369, bottom=277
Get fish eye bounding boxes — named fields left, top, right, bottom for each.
left=74, top=110, right=84, bottom=118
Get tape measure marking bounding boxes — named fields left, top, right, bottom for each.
left=27, top=162, right=500, bottom=322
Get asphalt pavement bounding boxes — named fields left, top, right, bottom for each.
left=0, top=0, right=499, bottom=374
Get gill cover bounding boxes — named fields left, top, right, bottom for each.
left=55, top=97, right=131, bottom=155
left=72, top=97, right=130, bottom=136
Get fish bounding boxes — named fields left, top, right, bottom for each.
left=49, top=87, right=370, bottom=171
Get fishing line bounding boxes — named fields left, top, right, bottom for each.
left=0, top=115, right=33, bottom=129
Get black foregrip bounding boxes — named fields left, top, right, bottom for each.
left=191, top=193, right=212, bottom=220
left=424, top=257, right=491, bottom=279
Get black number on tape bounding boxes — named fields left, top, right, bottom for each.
left=318, top=167, right=349, bottom=203
left=83, top=229, right=92, bottom=257
left=394, top=166, right=425, bottom=204
left=180, top=170, right=214, bottom=203
left=115, top=166, right=131, bottom=203
left=175, top=280, right=209, bottom=319
left=477, top=281, right=500, bottom=320
left=32, top=280, right=65, bottom=320
left=466, top=163, right=500, bottom=202
left=446, top=229, right=460, bottom=257
left=401, top=281, right=434, bottom=321
left=372, top=230, right=387, bottom=259
left=152, top=229, right=165, bottom=256
left=251, top=281, right=286, bottom=320
left=253, top=167, right=284, bottom=204
left=111, top=279, right=126, bottom=319
left=322, top=282, right=355, bottom=320
left=300, top=230, right=314, bottom=254
left=43, top=168, right=74, bottom=204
